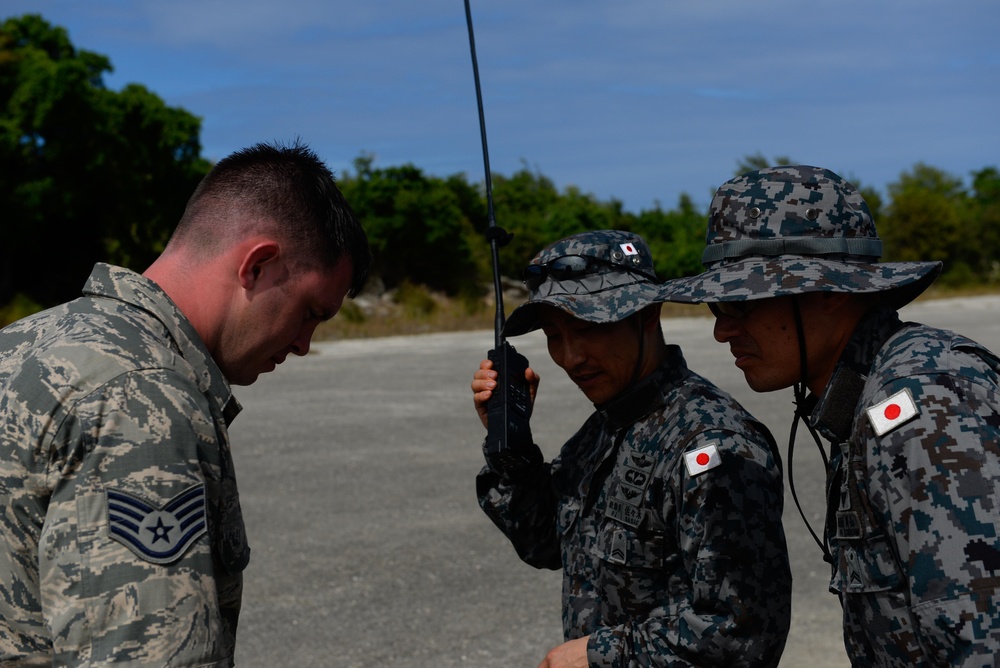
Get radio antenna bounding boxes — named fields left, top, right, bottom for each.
left=463, top=0, right=536, bottom=476
left=464, top=0, right=512, bottom=350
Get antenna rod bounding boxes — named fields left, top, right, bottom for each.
left=464, top=0, right=508, bottom=350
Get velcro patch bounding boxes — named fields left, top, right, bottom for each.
left=107, top=484, right=208, bottom=564
left=866, top=389, right=918, bottom=437
left=684, top=442, right=721, bottom=477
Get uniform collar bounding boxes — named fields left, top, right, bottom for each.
left=810, top=306, right=903, bottom=442
left=597, top=345, right=686, bottom=431
left=82, top=263, right=241, bottom=424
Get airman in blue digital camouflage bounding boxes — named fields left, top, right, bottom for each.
left=470, top=230, right=792, bottom=667
left=0, top=141, right=371, bottom=666
left=662, top=165, right=1000, bottom=666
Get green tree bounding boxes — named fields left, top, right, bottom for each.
left=340, top=155, right=482, bottom=296
left=540, top=186, right=627, bottom=245
left=632, top=193, right=706, bottom=279
left=968, top=166, right=1000, bottom=282
left=0, top=14, right=209, bottom=309
left=880, top=163, right=969, bottom=284
left=734, top=152, right=795, bottom=176
left=490, top=165, right=561, bottom=276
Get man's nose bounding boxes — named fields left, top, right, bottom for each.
left=290, top=324, right=318, bottom=356
left=712, top=315, right=739, bottom=343
left=558, top=334, right=587, bottom=368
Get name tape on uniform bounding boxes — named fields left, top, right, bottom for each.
left=866, top=388, right=919, bottom=437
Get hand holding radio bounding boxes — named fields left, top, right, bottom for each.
left=472, top=347, right=541, bottom=475
left=471, top=353, right=538, bottom=429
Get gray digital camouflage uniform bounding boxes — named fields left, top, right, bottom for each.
left=477, top=348, right=791, bottom=667
left=661, top=166, right=1000, bottom=665
left=478, top=230, right=792, bottom=667
left=811, top=306, right=1000, bottom=665
left=0, top=263, right=249, bottom=666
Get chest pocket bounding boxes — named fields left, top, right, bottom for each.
left=593, top=522, right=667, bottom=621
left=594, top=523, right=665, bottom=569
left=828, top=440, right=904, bottom=594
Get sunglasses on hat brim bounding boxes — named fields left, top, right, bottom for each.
left=523, top=255, right=657, bottom=291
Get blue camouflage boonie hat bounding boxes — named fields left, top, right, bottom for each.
left=503, top=230, right=663, bottom=337
left=660, top=165, right=942, bottom=308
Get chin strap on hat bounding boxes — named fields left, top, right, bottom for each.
left=788, top=297, right=835, bottom=565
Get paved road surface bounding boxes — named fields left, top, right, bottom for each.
left=229, top=296, right=1000, bottom=667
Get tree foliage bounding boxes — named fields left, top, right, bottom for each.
left=879, top=164, right=973, bottom=285
left=337, top=154, right=487, bottom=297
left=0, top=14, right=209, bottom=307
left=2, top=13, right=999, bottom=327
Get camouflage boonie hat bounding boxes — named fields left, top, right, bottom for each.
left=660, top=165, right=942, bottom=307
left=503, top=230, right=662, bottom=337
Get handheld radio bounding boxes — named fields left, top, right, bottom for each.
left=464, top=0, right=536, bottom=474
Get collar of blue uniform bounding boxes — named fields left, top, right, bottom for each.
left=597, top=346, right=685, bottom=431
left=809, top=306, right=907, bottom=443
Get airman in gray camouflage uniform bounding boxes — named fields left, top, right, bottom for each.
left=470, top=230, right=792, bottom=667
left=0, top=141, right=370, bottom=666
left=662, top=165, right=1000, bottom=665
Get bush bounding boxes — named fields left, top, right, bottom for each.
left=392, top=281, right=437, bottom=318
left=0, top=293, right=44, bottom=328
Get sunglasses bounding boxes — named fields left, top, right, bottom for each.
left=523, top=255, right=657, bottom=291
left=708, top=301, right=760, bottom=319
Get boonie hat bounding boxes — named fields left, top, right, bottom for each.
left=660, top=165, right=941, bottom=308
left=503, top=230, right=662, bottom=337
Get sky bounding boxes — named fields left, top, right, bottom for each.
left=5, top=0, right=999, bottom=213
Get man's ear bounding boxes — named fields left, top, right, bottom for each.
left=640, top=303, right=662, bottom=330
left=237, top=242, right=282, bottom=291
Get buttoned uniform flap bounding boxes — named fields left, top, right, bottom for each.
left=556, top=497, right=581, bottom=538
left=830, top=537, right=904, bottom=595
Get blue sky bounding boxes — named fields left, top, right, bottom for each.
left=5, top=0, right=999, bottom=213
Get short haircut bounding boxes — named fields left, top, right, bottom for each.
left=169, top=139, right=371, bottom=297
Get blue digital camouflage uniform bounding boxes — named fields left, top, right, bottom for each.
left=809, top=305, right=1000, bottom=666
left=0, top=262, right=250, bottom=666
left=660, top=165, right=1000, bottom=665
left=477, top=346, right=792, bottom=667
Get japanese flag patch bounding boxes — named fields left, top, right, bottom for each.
left=684, top=442, right=721, bottom=477
left=620, top=242, right=639, bottom=256
left=866, top=388, right=919, bottom=437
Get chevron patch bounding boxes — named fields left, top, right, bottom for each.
left=107, top=484, right=208, bottom=564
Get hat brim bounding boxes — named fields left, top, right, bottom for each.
left=659, top=256, right=942, bottom=309
left=503, top=281, right=665, bottom=337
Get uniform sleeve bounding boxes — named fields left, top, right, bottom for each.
left=476, top=450, right=563, bottom=571
left=588, top=426, right=792, bottom=668
left=869, top=357, right=1000, bottom=664
left=40, top=368, right=241, bottom=666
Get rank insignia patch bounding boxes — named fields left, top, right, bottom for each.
left=866, top=388, right=919, bottom=436
left=107, top=484, right=208, bottom=564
